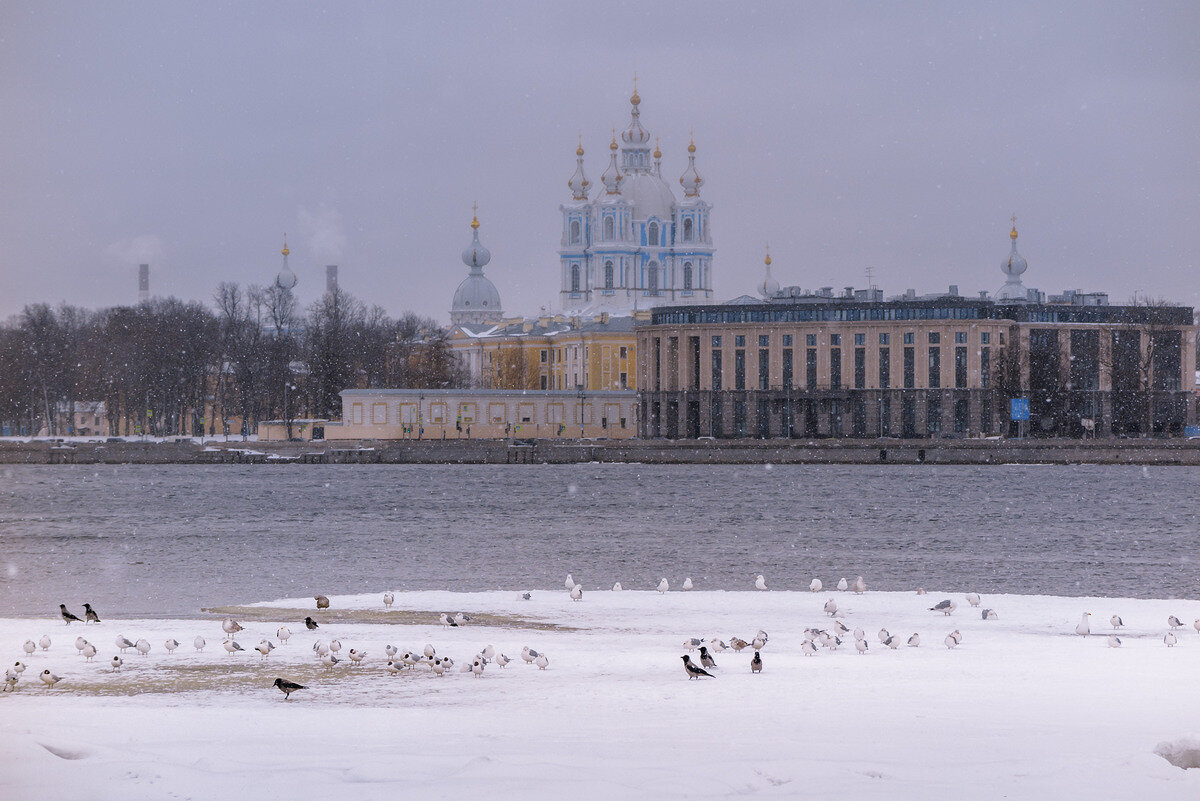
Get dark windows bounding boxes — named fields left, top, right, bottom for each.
left=1070, top=330, right=1099, bottom=391
left=980, top=347, right=991, bottom=389
left=981, top=332, right=990, bottom=344
left=758, top=335, right=770, bottom=347
left=758, top=348, right=770, bottom=390
left=1152, top=332, right=1182, bottom=391
left=683, top=263, right=693, bottom=290
left=647, top=221, right=659, bottom=245
left=604, top=261, right=614, bottom=289
left=711, top=348, right=722, bottom=391
left=570, top=220, right=581, bottom=244
left=570, top=264, right=580, bottom=292
left=928, top=347, right=941, bottom=388
left=879, top=347, right=891, bottom=389
left=830, top=333, right=841, bottom=346
left=757, top=399, right=770, bottom=438
left=830, top=348, right=842, bottom=390
left=879, top=332, right=890, bottom=345
left=683, top=218, right=694, bottom=241
left=604, top=217, right=614, bottom=239
left=711, top=335, right=721, bottom=348
left=955, top=331, right=967, bottom=344
left=854, top=347, right=866, bottom=389
left=782, top=347, right=793, bottom=388
left=690, top=336, right=701, bottom=390
left=647, top=263, right=659, bottom=294
left=806, top=334, right=816, bottom=347
left=903, top=347, right=915, bottom=388
left=904, top=332, right=915, bottom=345
left=955, top=346, right=967, bottom=389
left=806, top=348, right=817, bottom=389
left=928, top=332, right=941, bottom=344
left=711, top=398, right=723, bottom=437
left=782, top=334, right=793, bottom=347
left=928, top=395, right=942, bottom=436
left=735, top=335, right=746, bottom=347
left=954, top=397, right=969, bottom=434
left=734, top=348, right=746, bottom=390
left=879, top=395, right=891, bottom=436
left=733, top=400, right=747, bottom=437
left=854, top=333, right=866, bottom=346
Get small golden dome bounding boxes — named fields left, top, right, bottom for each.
left=631, top=90, right=640, bottom=107
left=610, top=130, right=618, bottom=151
left=470, top=202, right=480, bottom=229
left=765, top=253, right=772, bottom=266
left=1010, top=213, right=1018, bottom=239
left=576, top=135, right=584, bottom=157
left=281, top=234, right=289, bottom=256
left=654, top=137, right=661, bottom=159
left=688, top=132, right=696, bottom=154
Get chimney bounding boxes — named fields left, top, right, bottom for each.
left=138, top=264, right=150, bottom=303
left=326, top=265, right=338, bottom=294
left=949, top=284, right=959, bottom=296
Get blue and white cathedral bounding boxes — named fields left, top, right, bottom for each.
left=558, top=87, right=714, bottom=311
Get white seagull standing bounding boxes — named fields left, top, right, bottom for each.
left=809, top=578, right=822, bottom=593
left=656, top=578, right=669, bottom=594
left=682, top=577, right=694, bottom=590
left=75, top=636, right=88, bottom=655
left=82, top=644, right=96, bottom=661
left=277, top=627, right=291, bottom=645
left=40, top=670, right=62, bottom=688
left=110, top=656, right=123, bottom=672
left=944, top=634, right=959, bottom=650
left=1075, top=613, right=1091, bottom=636
left=570, top=584, right=583, bottom=601
left=255, top=641, right=275, bottom=657
left=38, top=635, right=51, bottom=652
left=193, top=636, right=206, bottom=652
left=855, top=639, right=868, bottom=655
left=929, top=600, right=956, bottom=616
left=1108, top=635, right=1121, bottom=648
left=907, top=633, right=920, bottom=648
left=223, top=639, right=244, bottom=656
left=135, top=639, right=151, bottom=657
left=823, top=599, right=838, bottom=617
left=115, top=635, right=135, bottom=653
left=837, top=578, right=849, bottom=592
left=1168, top=615, right=1183, bottom=630
left=564, top=574, right=575, bottom=591
left=164, top=639, right=179, bottom=654
left=1165, top=632, right=1178, bottom=647
left=965, top=593, right=981, bottom=607
left=22, top=641, right=35, bottom=656
left=383, top=591, right=394, bottom=609
left=612, top=582, right=622, bottom=591
left=221, top=619, right=244, bottom=635
left=754, top=575, right=767, bottom=591
left=535, top=653, right=549, bottom=670
left=1110, top=615, right=1123, bottom=630
left=852, top=576, right=867, bottom=594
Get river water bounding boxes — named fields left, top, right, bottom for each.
left=0, top=463, right=1196, bottom=616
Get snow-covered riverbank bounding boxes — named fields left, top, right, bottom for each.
left=2, top=589, right=1198, bottom=799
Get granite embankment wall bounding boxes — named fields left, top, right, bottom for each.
left=4, top=438, right=1200, bottom=465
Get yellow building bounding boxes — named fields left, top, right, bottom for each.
left=449, top=311, right=644, bottom=392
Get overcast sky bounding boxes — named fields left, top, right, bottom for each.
left=2, top=2, right=1198, bottom=323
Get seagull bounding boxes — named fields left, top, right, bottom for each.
left=837, top=577, right=849, bottom=592
left=907, top=633, right=920, bottom=647
left=383, top=591, right=394, bottom=609
left=611, top=583, right=621, bottom=592
left=115, top=635, right=135, bottom=653
left=1108, top=635, right=1121, bottom=648
left=1110, top=615, right=1124, bottom=629
left=439, top=613, right=455, bottom=627
left=682, top=577, right=694, bottom=591
left=751, top=635, right=767, bottom=650
left=277, top=627, right=291, bottom=645
left=83, top=603, right=101, bottom=624
left=1168, top=615, right=1183, bottom=630
left=472, top=659, right=484, bottom=678
left=754, top=575, right=768, bottom=591
left=110, top=655, right=123, bottom=672
left=22, top=641, right=35, bottom=656
left=400, top=651, right=417, bottom=668
left=40, top=670, right=62, bottom=688
left=855, top=639, right=868, bottom=655
left=75, top=636, right=88, bottom=654
left=482, top=645, right=495, bottom=661
left=950, top=630, right=962, bottom=644
left=853, top=627, right=865, bottom=641
left=877, top=628, right=891, bottom=644
left=454, top=612, right=471, bottom=625
left=535, top=654, right=549, bottom=670
left=683, top=638, right=703, bottom=651
left=431, top=658, right=446, bottom=677
left=423, top=644, right=436, bottom=659
left=222, top=619, right=244, bottom=635
left=833, top=620, right=850, bottom=637
left=681, top=655, right=713, bottom=679
left=801, top=640, right=818, bottom=657
left=944, top=634, right=959, bottom=650
left=273, top=678, right=306, bottom=699
left=657, top=578, right=669, bottom=594
left=809, top=578, right=822, bottom=593
left=12, top=661, right=26, bottom=674
left=194, top=636, right=206, bottom=652
left=521, top=591, right=533, bottom=600
left=852, top=576, right=866, bottom=594
left=135, top=639, right=151, bottom=657
left=982, top=609, right=998, bottom=621
left=965, top=592, right=981, bottom=607
left=255, top=641, right=275, bottom=657
left=2, top=676, right=16, bottom=692
left=699, top=646, right=717, bottom=670
left=82, top=644, right=96, bottom=661
left=322, top=653, right=341, bottom=669
left=885, top=636, right=899, bottom=650
left=1165, top=632, right=1178, bottom=647
left=929, top=600, right=955, bottom=615
left=385, top=644, right=399, bottom=659
left=223, top=639, right=244, bottom=656
left=564, top=573, right=575, bottom=590
left=1195, top=619, right=1200, bottom=634
left=706, top=639, right=726, bottom=653
left=348, top=649, right=366, bottom=665
left=386, top=661, right=401, bottom=675
left=38, top=635, right=51, bottom=652
left=570, top=584, right=583, bottom=601
left=916, top=588, right=927, bottom=595
left=164, top=639, right=179, bottom=654
left=59, top=604, right=82, bottom=625
left=314, top=595, right=330, bottom=609
left=823, top=599, right=838, bottom=617
left=1075, top=613, right=1091, bottom=636
left=521, top=646, right=540, bottom=664
left=730, top=637, right=750, bottom=652
left=489, top=652, right=507, bottom=668
left=304, top=617, right=319, bottom=630
left=328, top=639, right=342, bottom=653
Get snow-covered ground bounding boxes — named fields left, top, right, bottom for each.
left=2, top=588, right=1198, bottom=800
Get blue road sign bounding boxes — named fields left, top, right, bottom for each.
left=1010, top=398, right=1030, bottom=421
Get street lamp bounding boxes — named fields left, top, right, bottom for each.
left=284, top=382, right=297, bottom=441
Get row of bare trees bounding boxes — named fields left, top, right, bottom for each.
left=0, top=285, right=466, bottom=437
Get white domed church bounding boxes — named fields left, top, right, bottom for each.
left=559, top=87, right=714, bottom=311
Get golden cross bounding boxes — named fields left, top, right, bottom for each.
left=1011, top=213, right=1017, bottom=227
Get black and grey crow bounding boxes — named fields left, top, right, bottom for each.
left=59, top=604, right=82, bottom=625
left=83, top=603, right=101, bottom=624
left=273, top=677, right=307, bottom=699
left=681, top=655, right=713, bottom=679
left=304, top=617, right=319, bottom=630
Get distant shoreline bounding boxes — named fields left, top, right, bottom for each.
left=3, top=437, right=1200, bottom=466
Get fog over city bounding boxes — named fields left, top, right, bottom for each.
left=2, top=3, right=1197, bottom=320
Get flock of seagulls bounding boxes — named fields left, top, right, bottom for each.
left=1077, top=610, right=1197, bottom=647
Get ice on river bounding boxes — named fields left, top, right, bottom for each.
left=1, top=588, right=1198, bottom=799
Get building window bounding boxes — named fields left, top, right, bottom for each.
left=854, top=347, right=866, bottom=389
left=903, top=347, right=915, bottom=388
left=683, top=262, right=693, bottom=290
left=711, top=348, right=722, bottom=391
left=880, top=394, right=891, bottom=436
left=1070, top=331, right=1099, bottom=391
left=604, top=261, right=614, bottom=289
left=782, top=334, right=792, bottom=347
left=955, top=331, right=967, bottom=344
left=830, top=348, right=842, bottom=390
left=904, top=332, right=914, bottom=345
left=711, top=398, right=723, bottom=437
left=928, top=395, right=942, bottom=436
left=955, top=397, right=969, bottom=434
left=928, top=332, right=941, bottom=344
left=733, top=400, right=747, bottom=437
left=735, top=335, right=746, bottom=347
left=540, top=376, right=548, bottom=390
left=830, top=333, right=841, bottom=346
left=571, top=264, right=581, bottom=292
left=604, top=217, right=614, bottom=239
left=879, top=332, right=890, bottom=345
left=619, top=346, right=627, bottom=359
left=570, top=220, right=581, bottom=244
left=711, top=336, right=721, bottom=348
left=758, top=335, right=770, bottom=347
left=806, top=348, right=817, bottom=389
left=854, top=333, right=866, bottom=346
left=648, top=221, right=659, bottom=245
left=980, top=347, right=990, bottom=389
left=879, top=347, right=890, bottom=389
left=981, top=332, right=990, bottom=344
left=782, top=347, right=793, bottom=388
left=806, top=334, right=816, bottom=347
left=735, top=348, right=746, bottom=390
left=928, top=347, right=941, bottom=388
left=758, top=348, right=770, bottom=390
left=647, top=263, right=659, bottom=294
left=620, top=372, right=627, bottom=389
left=683, top=217, right=694, bottom=241
left=955, top=346, right=967, bottom=388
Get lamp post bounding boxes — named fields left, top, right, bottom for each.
left=577, top=383, right=584, bottom=438
left=284, top=382, right=297, bottom=441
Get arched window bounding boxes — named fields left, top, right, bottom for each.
left=604, top=217, right=614, bottom=240
left=647, top=262, right=659, bottom=294
left=570, top=220, right=581, bottom=245
left=604, top=261, right=614, bottom=289
left=571, top=264, right=580, bottom=292
left=683, top=262, right=693, bottom=290
left=683, top=218, right=694, bottom=242
left=647, top=222, right=659, bottom=246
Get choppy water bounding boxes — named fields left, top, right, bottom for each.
left=0, top=463, right=1197, bottom=617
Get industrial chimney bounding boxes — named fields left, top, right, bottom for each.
left=326, top=265, right=338, bottom=294
left=138, top=264, right=150, bottom=303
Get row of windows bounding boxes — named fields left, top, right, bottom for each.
left=709, top=331, right=993, bottom=348
left=570, top=262, right=700, bottom=292
left=656, top=305, right=990, bottom=325
left=568, top=217, right=701, bottom=245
